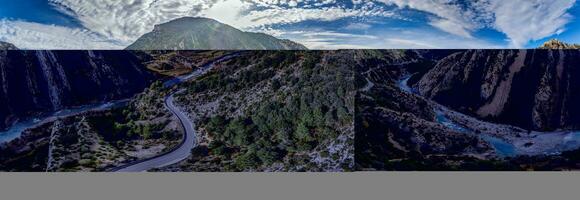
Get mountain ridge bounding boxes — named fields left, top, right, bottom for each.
left=539, top=39, right=580, bottom=49
left=126, top=17, right=307, bottom=50
left=0, top=41, right=17, bottom=50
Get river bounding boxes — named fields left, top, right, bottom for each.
left=396, top=74, right=580, bottom=157
left=0, top=99, right=128, bottom=144
left=0, top=52, right=241, bottom=145
left=434, top=109, right=516, bottom=157
left=399, top=74, right=517, bottom=157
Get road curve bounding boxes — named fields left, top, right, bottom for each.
left=112, top=93, right=196, bottom=172
left=111, top=52, right=240, bottom=172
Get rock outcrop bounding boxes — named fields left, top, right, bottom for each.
left=539, top=39, right=580, bottom=49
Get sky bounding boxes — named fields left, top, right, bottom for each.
left=0, top=0, right=579, bottom=49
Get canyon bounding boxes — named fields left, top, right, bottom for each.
left=415, top=49, right=580, bottom=131
left=357, top=49, right=580, bottom=171
left=0, top=51, right=155, bottom=132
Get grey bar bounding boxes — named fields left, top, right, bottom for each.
left=1, top=172, right=580, bottom=200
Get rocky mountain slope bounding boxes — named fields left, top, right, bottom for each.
left=0, top=90, right=183, bottom=172
left=0, top=51, right=155, bottom=130
left=126, top=17, right=307, bottom=50
left=539, top=39, right=580, bottom=49
left=0, top=42, right=17, bottom=50
left=357, top=49, right=580, bottom=171
left=141, top=51, right=229, bottom=76
left=414, top=49, right=580, bottom=131
left=1, top=50, right=353, bottom=172
left=355, top=50, right=495, bottom=170
left=159, top=51, right=354, bottom=171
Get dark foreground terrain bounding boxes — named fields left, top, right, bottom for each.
left=356, top=49, right=580, bottom=171
left=0, top=50, right=353, bottom=172
left=2, top=49, right=580, bottom=172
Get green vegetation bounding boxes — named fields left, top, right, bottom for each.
left=180, top=51, right=353, bottom=171
left=0, top=141, right=49, bottom=172
left=188, top=51, right=299, bottom=94
left=88, top=81, right=175, bottom=145
left=88, top=108, right=171, bottom=145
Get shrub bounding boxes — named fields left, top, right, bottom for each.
left=234, top=151, right=261, bottom=170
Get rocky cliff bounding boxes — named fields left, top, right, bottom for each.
left=0, top=51, right=155, bottom=130
left=415, top=49, right=580, bottom=131
left=539, top=39, right=580, bottom=49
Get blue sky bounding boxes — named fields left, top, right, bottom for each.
left=0, top=0, right=579, bottom=49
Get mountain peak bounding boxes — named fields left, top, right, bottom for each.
left=153, top=17, right=221, bottom=29
left=0, top=41, right=18, bottom=50
left=539, top=39, right=580, bottom=49
left=127, top=17, right=307, bottom=50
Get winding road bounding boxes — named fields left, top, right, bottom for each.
left=112, top=92, right=195, bottom=172
left=112, top=52, right=240, bottom=172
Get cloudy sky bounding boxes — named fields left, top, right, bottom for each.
left=0, top=0, right=579, bottom=49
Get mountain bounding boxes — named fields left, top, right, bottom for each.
left=0, top=51, right=155, bottom=130
left=126, top=17, right=307, bottom=50
left=539, top=39, right=580, bottom=49
left=0, top=42, right=17, bottom=50
left=414, top=49, right=580, bottom=131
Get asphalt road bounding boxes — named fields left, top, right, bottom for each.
left=113, top=93, right=196, bottom=172
left=112, top=52, right=240, bottom=172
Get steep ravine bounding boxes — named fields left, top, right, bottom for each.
left=415, top=49, right=580, bottom=131
left=0, top=50, right=155, bottom=131
left=357, top=49, right=580, bottom=170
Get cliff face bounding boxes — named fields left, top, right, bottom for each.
left=415, top=49, right=580, bottom=131
left=0, top=51, right=154, bottom=130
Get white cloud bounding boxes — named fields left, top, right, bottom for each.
left=0, top=20, right=123, bottom=49
left=34, top=0, right=394, bottom=48
left=276, top=28, right=501, bottom=49
left=383, top=38, right=438, bottom=48
left=301, top=31, right=378, bottom=39
left=247, top=0, right=337, bottom=7
left=489, top=0, right=576, bottom=47
left=429, top=19, right=473, bottom=39
left=202, top=1, right=394, bottom=29
left=379, top=0, right=484, bottom=38
left=48, top=0, right=218, bottom=44
left=273, top=30, right=379, bottom=49
left=200, top=0, right=251, bottom=28
left=288, top=1, right=298, bottom=7
left=0, top=0, right=576, bottom=49
left=378, top=0, right=577, bottom=47
left=344, top=23, right=372, bottom=30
